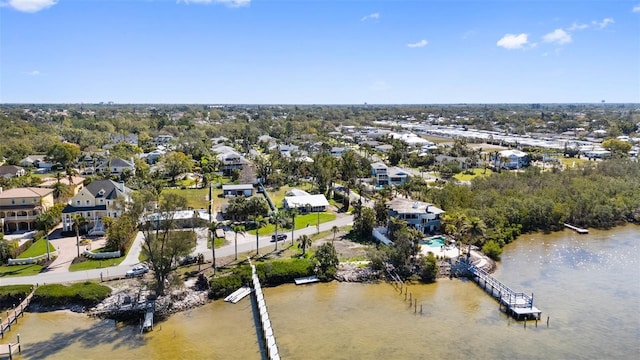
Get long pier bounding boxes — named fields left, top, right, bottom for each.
left=249, top=260, right=280, bottom=360
left=468, top=265, right=541, bottom=320
left=564, top=223, right=589, bottom=234
left=1, top=291, right=34, bottom=339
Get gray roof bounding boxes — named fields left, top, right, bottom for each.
left=84, top=179, right=130, bottom=200
left=387, top=198, right=444, bottom=215
left=222, top=184, right=253, bottom=191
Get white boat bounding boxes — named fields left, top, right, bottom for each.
left=294, top=275, right=320, bottom=285
left=224, top=286, right=253, bottom=304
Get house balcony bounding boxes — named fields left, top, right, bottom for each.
left=1, top=215, right=39, bottom=222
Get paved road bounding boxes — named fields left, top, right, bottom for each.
left=0, top=214, right=353, bottom=286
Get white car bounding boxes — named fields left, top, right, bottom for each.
left=125, top=265, right=149, bottom=278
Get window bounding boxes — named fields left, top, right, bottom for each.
left=86, top=212, right=91, bottom=217
left=22, top=199, right=26, bottom=204
left=100, top=199, right=104, bottom=204
left=76, top=200, right=81, bottom=205
left=11, top=199, right=15, bottom=204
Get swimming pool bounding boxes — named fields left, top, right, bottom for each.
left=421, top=236, right=445, bottom=248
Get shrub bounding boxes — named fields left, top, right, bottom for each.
left=482, top=240, right=503, bottom=261
left=256, top=259, right=313, bottom=286
left=34, top=282, right=111, bottom=307
left=0, top=285, right=32, bottom=310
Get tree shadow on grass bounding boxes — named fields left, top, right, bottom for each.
left=20, top=318, right=147, bottom=359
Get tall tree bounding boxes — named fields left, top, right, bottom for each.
left=140, top=192, right=191, bottom=296
left=313, top=243, right=339, bottom=281
left=162, top=151, right=194, bottom=185
left=71, top=214, right=88, bottom=258
left=271, top=211, right=285, bottom=251
left=208, top=220, right=220, bottom=272
left=288, top=208, right=298, bottom=246
left=331, top=225, right=339, bottom=245
left=231, top=224, right=245, bottom=260
left=252, top=215, right=268, bottom=255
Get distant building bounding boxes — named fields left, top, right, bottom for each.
left=496, top=150, right=529, bottom=169
left=283, top=193, right=329, bottom=213
left=222, top=184, right=254, bottom=198
left=0, top=165, right=26, bottom=179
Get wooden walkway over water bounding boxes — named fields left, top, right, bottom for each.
left=564, top=223, right=589, bottom=234
left=468, top=265, right=541, bottom=320
left=0, top=335, right=21, bottom=360
left=1, top=291, right=34, bottom=339
left=249, top=259, right=280, bottom=360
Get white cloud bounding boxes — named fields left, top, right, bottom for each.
left=496, top=33, right=528, bottom=49
left=178, top=0, right=250, bottom=8
left=407, top=39, right=428, bottom=48
left=567, top=22, right=589, bottom=31
left=632, top=5, right=640, bottom=13
left=4, top=0, right=57, bottom=13
left=361, top=12, right=380, bottom=22
left=27, top=70, right=41, bottom=76
left=593, top=17, right=614, bottom=28
left=543, top=29, right=572, bottom=45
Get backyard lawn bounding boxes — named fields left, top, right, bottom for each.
left=453, top=168, right=493, bottom=182
left=162, top=187, right=226, bottom=210
left=560, top=157, right=590, bottom=168
left=18, top=239, right=56, bottom=258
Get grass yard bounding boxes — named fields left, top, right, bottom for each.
left=69, top=255, right=126, bottom=272
left=560, top=157, right=590, bottom=169
left=162, top=187, right=226, bottom=210
left=0, top=264, right=43, bottom=277
left=247, top=212, right=337, bottom=235
left=18, top=238, right=56, bottom=258
left=453, top=168, right=494, bottom=182
left=208, top=237, right=226, bottom=249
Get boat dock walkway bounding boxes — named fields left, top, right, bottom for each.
left=468, top=265, right=541, bottom=320
left=141, top=301, right=155, bottom=333
left=1, top=290, right=34, bottom=339
left=564, top=223, right=589, bottom=234
left=224, top=286, right=253, bottom=303
left=249, top=259, right=280, bottom=360
left=0, top=334, right=21, bottom=360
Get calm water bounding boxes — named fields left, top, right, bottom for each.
left=7, top=225, right=640, bottom=359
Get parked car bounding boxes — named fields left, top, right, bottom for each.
left=271, top=234, right=288, bottom=242
left=179, top=255, right=197, bottom=266
left=125, top=265, right=149, bottom=278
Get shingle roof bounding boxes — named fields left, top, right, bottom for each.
left=83, top=179, right=130, bottom=200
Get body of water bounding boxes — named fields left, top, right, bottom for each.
left=6, top=225, right=640, bottom=359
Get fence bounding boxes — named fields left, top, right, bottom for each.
left=7, top=249, right=59, bottom=265
left=83, top=250, right=121, bottom=259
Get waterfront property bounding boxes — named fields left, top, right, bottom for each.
left=0, top=187, right=54, bottom=233
left=283, top=192, right=329, bottom=213
left=61, top=179, right=132, bottom=235
left=386, top=198, right=444, bottom=234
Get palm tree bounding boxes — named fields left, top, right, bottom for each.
left=298, top=234, right=312, bottom=256
left=331, top=225, right=339, bottom=245
left=208, top=221, right=219, bottom=272
left=272, top=211, right=285, bottom=251
left=36, top=212, right=56, bottom=261
left=231, top=224, right=245, bottom=260
left=71, top=214, right=88, bottom=258
left=252, top=215, right=268, bottom=255
left=288, top=208, right=298, bottom=246
left=466, top=216, right=487, bottom=258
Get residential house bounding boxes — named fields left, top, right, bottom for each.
left=371, top=162, right=389, bottom=186
left=283, top=190, right=329, bottom=213
left=97, top=158, right=136, bottom=177
left=0, top=187, right=55, bottom=232
left=330, top=147, right=348, bottom=157
left=0, top=165, right=26, bottom=179
left=61, top=179, right=131, bottom=235
left=375, top=144, right=394, bottom=153
left=495, top=150, right=529, bottom=169
left=144, top=149, right=166, bottom=164
left=154, top=135, right=174, bottom=144
left=37, top=176, right=85, bottom=196
left=387, top=167, right=411, bottom=186
left=216, top=151, right=250, bottom=176
left=386, top=198, right=444, bottom=235
left=20, top=155, right=53, bottom=170
left=222, top=184, right=254, bottom=198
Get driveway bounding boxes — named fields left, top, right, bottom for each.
left=46, top=229, right=107, bottom=274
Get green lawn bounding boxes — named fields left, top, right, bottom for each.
left=0, top=264, right=44, bottom=277
left=560, top=157, right=590, bottom=169
left=68, top=256, right=126, bottom=272
left=162, top=187, right=225, bottom=210
left=453, top=168, right=493, bottom=182
left=18, top=238, right=56, bottom=259
left=247, top=212, right=337, bottom=235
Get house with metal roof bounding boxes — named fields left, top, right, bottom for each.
left=386, top=198, right=444, bottom=235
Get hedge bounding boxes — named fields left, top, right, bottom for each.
left=33, top=282, right=112, bottom=307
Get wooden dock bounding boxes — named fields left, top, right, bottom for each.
left=0, top=335, right=21, bottom=360
left=468, top=265, right=541, bottom=320
left=564, top=223, right=589, bottom=234
left=249, top=259, right=280, bottom=360
left=141, top=301, right=155, bottom=333
left=1, top=291, right=34, bottom=339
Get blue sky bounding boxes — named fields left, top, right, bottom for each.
left=1, top=0, right=639, bottom=104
